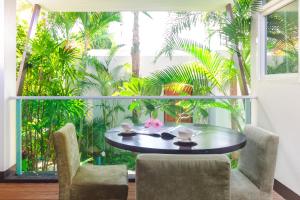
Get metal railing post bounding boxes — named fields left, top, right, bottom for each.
left=245, top=98, right=251, bottom=124
left=16, top=99, right=22, bottom=175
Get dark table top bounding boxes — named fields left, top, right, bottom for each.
left=105, top=124, right=246, bottom=154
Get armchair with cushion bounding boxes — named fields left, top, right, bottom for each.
left=53, top=123, right=128, bottom=200
left=136, top=154, right=231, bottom=200
left=231, top=125, right=279, bottom=200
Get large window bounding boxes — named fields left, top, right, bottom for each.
left=265, top=0, right=298, bottom=75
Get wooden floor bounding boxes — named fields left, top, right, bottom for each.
left=0, top=183, right=284, bottom=200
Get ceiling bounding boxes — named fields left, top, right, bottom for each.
left=27, top=0, right=232, bottom=12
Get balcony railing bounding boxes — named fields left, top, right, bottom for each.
left=10, top=96, right=256, bottom=176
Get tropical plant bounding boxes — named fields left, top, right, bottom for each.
left=152, top=1, right=263, bottom=129
left=18, top=20, right=87, bottom=172
left=77, top=102, right=125, bottom=162
left=114, top=77, right=155, bottom=123
left=17, top=6, right=258, bottom=173
left=16, top=21, right=28, bottom=70
left=48, top=12, right=78, bottom=40
left=154, top=38, right=236, bottom=95
left=48, top=12, right=121, bottom=53
left=17, top=8, right=127, bottom=172
left=153, top=37, right=243, bottom=129
left=79, top=45, right=125, bottom=96
left=206, top=0, right=262, bottom=94
left=75, top=12, right=121, bottom=53
left=24, top=21, right=82, bottom=96
left=159, top=0, right=262, bottom=96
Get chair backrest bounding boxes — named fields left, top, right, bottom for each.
left=239, top=125, right=279, bottom=194
left=53, top=123, right=80, bottom=200
left=136, top=154, right=230, bottom=200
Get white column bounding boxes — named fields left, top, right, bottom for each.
left=0, top=0, right=16, bottom=172
left=250, top=13, right=259, bottom=126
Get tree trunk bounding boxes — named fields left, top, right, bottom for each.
left=131, top=12, right=140, bottom=123
left=131, top=12, right=140, bottom=77
left=226, top=4, right=249, bottom=96
left=230, top=76, right=239, bottom=130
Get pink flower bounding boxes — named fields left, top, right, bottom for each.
left=144, top=118, right=154, bottom=128
left=152, top=119, right=163, bottom=129
left=144, top=118, right=163, bottom=129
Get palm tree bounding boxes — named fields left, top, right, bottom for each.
left=79, top=47, right=126, bottom=152
left=79, top=45, right=124, bottom=96
left=158, top=0, right=262, bottom=96
left=76, top=12, right=121, bottom=54
left=152, top=38, right=235, bottom=96
left=48, top=12, right=121, bottom=54
left=151, top=38, right=244, bottom=130
left=48, top=12, right=78, bottom=40
left=130, top=12, right=152, bottom=122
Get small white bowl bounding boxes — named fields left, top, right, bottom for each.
left=177, top=128, right=193, bottom=141
left=121, top=123, right=133, bottom=133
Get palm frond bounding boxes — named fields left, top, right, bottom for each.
left=142, top=12, right=152, bottom=19
left=105, top=44, right=125, bottom=67
left=155, top=37, right=204, bottom=61
left=148, top=63, right=222, bottom=95
left=155, top=38, right=235, bottom=94
left=250, top=0, right=263, bottom=13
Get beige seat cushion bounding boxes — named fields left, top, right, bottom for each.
left=71, top=164, right=128, bottom=200
left=231, top=169, right=260, bottom=200
left=136, top=154, right=230, bottom=200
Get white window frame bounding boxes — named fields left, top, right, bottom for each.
left=258, top=0, right=300, bottom=81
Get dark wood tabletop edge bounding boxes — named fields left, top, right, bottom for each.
left=105, top=136, right=247, bottom=154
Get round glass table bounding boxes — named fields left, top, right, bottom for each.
left=105, top=124, right=246, bottom=154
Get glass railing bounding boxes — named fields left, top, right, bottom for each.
left=10, top=96, right=255, bottom=176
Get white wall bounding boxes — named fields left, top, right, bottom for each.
left=90, top=52, right=197, bottom=78
left=251, top=14, right=300, bottom=195
left=0, top=0, right=16, bottom=172
left=255, top=81, right=300, bottom=195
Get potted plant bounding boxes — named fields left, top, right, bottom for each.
left=88, top=146, right=105, bottom=166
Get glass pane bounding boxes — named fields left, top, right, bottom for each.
left=16, top=97, right=249, bottom=174
left=266, top=0, right=298, bottom=74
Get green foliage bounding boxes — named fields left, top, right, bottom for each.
left=155, top=38, right=236, bottom=97
left=116, top=77, right=161, bottom=96
left=19, top=12, right=123, bottom=172
left=16, top=21, right=28, bottom=70
left=47, top=12, right=121, bottom=54
left=80, top=45, right=125, bottom=96
left=216, top=0, right=262, bottom=84
left=18, top=9, right=252, bottom=173
left=105, top=149, right=137, bottom=170
left=163, top=12, right=201, bottom=49
left=22, top=100, right=86, bottom=171
left=152, top=39, right=238, bottom=123
left=24, top=22, right=82, bottom=96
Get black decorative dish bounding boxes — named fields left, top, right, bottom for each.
left=174, top=141, right=197, bottom=147
left=118, top=132, right=137, bottom=137
left=161, top=132, right=176, bottom=140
